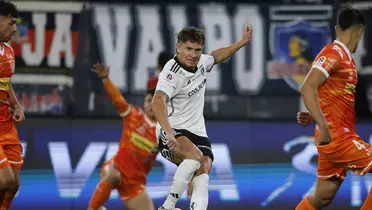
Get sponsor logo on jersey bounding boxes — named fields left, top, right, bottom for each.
left=0, top=77, right=10, bottom=91
left=130, top=132, right=156, bottom=153
left=166, top=73, right=173, bottom=80
left=315, top=56, right=326, bottom=66
left=188, top=79, right=207, bottom=97
left=344, top=83, right=356, bottom=94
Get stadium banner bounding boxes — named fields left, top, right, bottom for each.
left=8, top=1, right=82, bottom=115
left=8, top=1, right=372, bottom=119
left=71, top=1, right=372, bottom=119
left=13, top=119, right=372, bottom=210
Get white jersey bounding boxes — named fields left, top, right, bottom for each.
left=155, top=54, right=215, bottom=137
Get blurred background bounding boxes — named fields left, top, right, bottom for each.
left=8, top=0, right=372, bottom=209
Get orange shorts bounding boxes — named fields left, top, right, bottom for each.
left=317, top=135, right=372, bottom=180
left=0, top=124, right=23, bottom=170
left=101, top=158, right=146, bottom=201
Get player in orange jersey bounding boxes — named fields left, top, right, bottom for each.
left=0, top=1, right=25, bottom=210
left=88, top=63, right=159, bottom=210
left=294, top=7, right=372, bottom=210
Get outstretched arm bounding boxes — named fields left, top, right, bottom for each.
left=92, top=63, right=130, bottom=117
left=210, top=24, right=252, bottom=64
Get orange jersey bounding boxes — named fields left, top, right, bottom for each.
left=0, top=43, right=15, bottom=134
left=103, top=79, right=157, bottom=185
left=311, top=40, right=359, bottom=141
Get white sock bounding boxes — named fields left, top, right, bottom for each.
left=162, top=159, right=201, bottom=209
left=190, top=174, right=209, bottom=210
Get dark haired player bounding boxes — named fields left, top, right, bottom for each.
left=152, top=25, right=253, bottom=210
left=0, top=1, right=25, bottom=209
left=295, top=7, right=370, bottom=210
left=88, top=63, right=158, bottom=210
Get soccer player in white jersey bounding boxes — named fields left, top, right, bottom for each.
left=152, top=25, right=253, bottom=210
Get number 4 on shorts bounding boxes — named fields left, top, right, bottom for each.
left=353, top=140, right=366, bottom=150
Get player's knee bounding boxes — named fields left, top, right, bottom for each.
left=0, top=176, right=15, bottom=189
left=103, top=166, right=121, bottom=188
left=312, top=193, right=335, bottom=208
left=185, top=148, right=203, bottom=163
left=319, top=197, right=334, bottom=208
left=196, top=157, right=212, bottom=175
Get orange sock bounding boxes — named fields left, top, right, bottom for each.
left=0, top=192, right=14, bottom=210
left=295, top=196, right=316, bottom=210
left=361, top=187, right=372, bottom=210
left=88, top=179, right=114, bottom=210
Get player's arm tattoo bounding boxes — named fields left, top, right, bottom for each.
left=209, top=39, right=248, bottom=65
left=8, top=83, right=21, bottom=110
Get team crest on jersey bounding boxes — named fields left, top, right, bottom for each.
left=267, top=20, right=329, bottom=91
left=199, top=65, right=205, bottom=75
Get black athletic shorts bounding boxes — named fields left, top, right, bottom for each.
left=157, top=128, right=214, bottom=163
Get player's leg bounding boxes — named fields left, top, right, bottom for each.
left=0, top=143, right=16, bottom=207
left=189, top=155, right=212, bottom=210
left=1, top=168, right=20, bottom=210
left=361, top=164, right=372, bottom=209
left=121, top=186, right=155, bottom=210
left=296, top=147, right=345, bottom=210
left=0, top=126, right=24, bottom=210
left=158, top=130, right=203, bottom=210
left=1, top=142, right=23, bottom=210
left=296, top=178, right=343, bottom=210
left=88, top=161, right=119, bottom=210
left=0, top=166, right=14, bottom=205
left=187, top=135, right=213, bottom=210
left=347, top=139, right=372, bottom=209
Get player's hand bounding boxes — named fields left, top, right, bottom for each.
left=12, top=109, right=25, bottom=124
left=92, top=63, right=110, bottom=78
left=297, top=112, right=313, bottom=126
left=242, top=24, right=253, bottom=43
left=166, top=132, right=179, bottom=151
left=318, top=125, right=332, bottom=146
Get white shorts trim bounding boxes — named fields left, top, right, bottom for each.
left=8, top=160, right=23, bottom=165
left=317, top=173, right=345, bottom=180
left=0, top=158, right=8, bottom=164
left=360, top=160, right=372, bottom=175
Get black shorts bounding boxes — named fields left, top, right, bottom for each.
left=158, top=128, right=214, bottom=164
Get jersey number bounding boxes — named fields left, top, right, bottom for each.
left=353, top=140, right=366, bottom=150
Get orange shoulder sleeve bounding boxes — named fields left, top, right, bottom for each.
left=312, top=44, right=342, bottom=77
left=103, top=79, right=130, bottom=117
